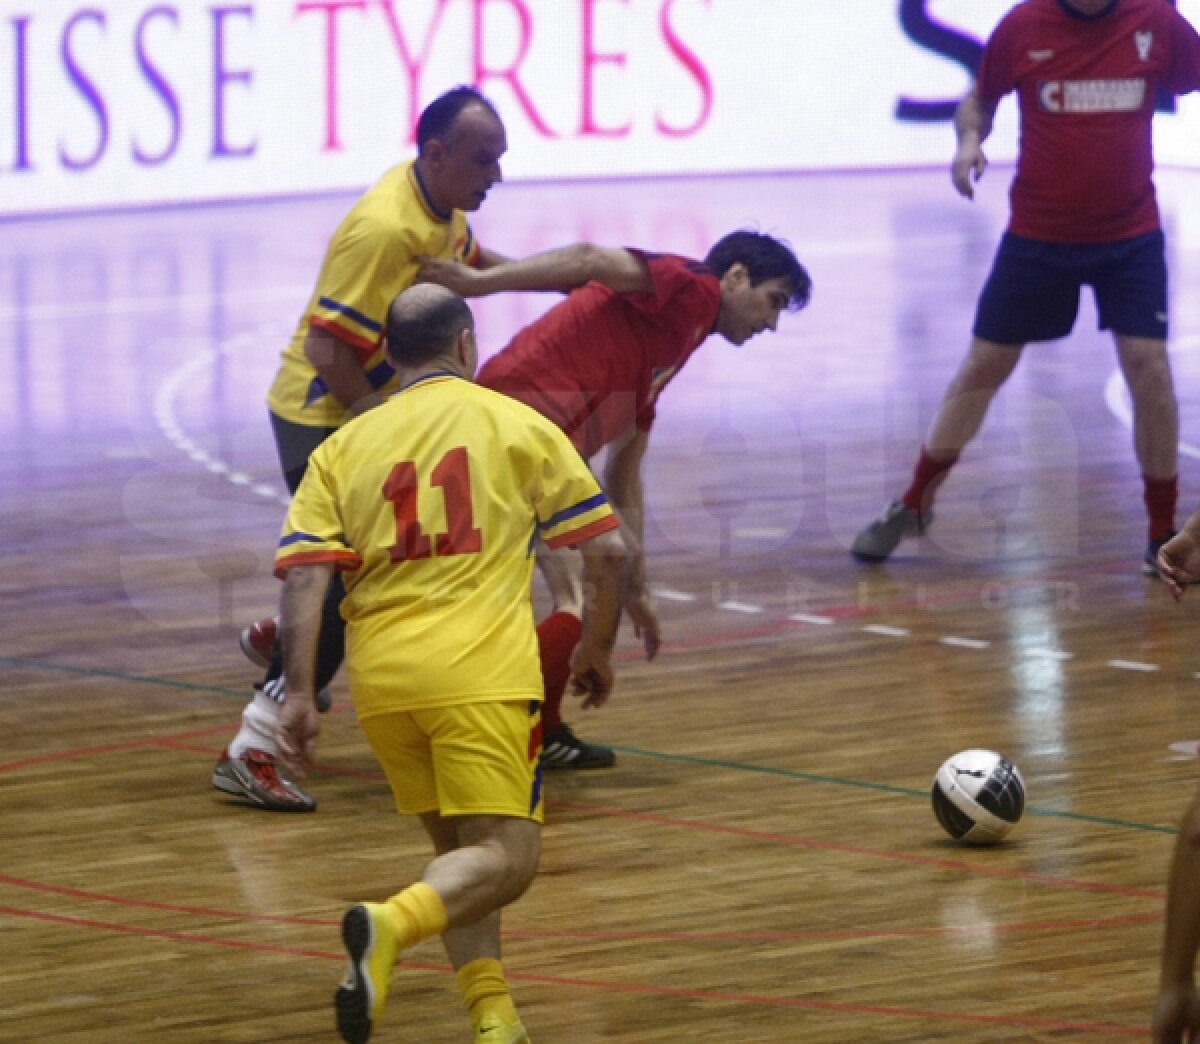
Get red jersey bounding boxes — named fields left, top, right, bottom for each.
left=478, top=251, right=721, bottom=459
left=977, top=0, right=1200, bottom=242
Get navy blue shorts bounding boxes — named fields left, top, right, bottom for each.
left=972, top=230, right=1168, bottom=344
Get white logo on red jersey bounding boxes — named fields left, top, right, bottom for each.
left=1038, top=79, right=1146, bottom=113
left=1135, top=31, right=1153, bottom=62
left=1028, top=49, right=1054, bottom=62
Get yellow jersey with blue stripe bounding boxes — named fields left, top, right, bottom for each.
left=267, top=161, right=480, bottom=428
left=274, top=374, right=618, bottom=719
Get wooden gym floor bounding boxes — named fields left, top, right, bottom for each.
left=5, top=166, right=1200, bottom=1040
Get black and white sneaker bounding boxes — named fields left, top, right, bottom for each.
left=540, top=723, right=615, bottom=770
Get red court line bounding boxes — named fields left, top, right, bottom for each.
left=0, top=904, right=1147, bottom=1036
left=0, top=874, right=332, bottom=927
left=0, top=904, right=341, bottom=961
left=0, top=872, right=1158, bottom=943
left=2, top=730, right=1166, bottom=903
left=0, top=723, right=1165, bottom=903
left=502, top=911, right=1163, bottom=942
left=0, top=724, right=234, bottom=774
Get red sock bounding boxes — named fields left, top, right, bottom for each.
left=536, top=611, right=582, bottom=733
left=1143, top=474, right=1178, bottom=542
left=901, top=446, right=959, bottom=515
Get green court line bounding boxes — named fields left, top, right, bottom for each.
left=2, top=654, right=1178, bottom=835
left=606, top=748, right=1178, bottom=835
left=0, top=654, right=247, bottom=698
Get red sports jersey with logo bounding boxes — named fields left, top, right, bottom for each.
left=477, top=251, right=721, bottom=460
left=977, top=0, right=1200, bottom=242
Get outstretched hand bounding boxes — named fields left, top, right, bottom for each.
left=277, top=695, right=320, bottom=779
left=624, top=587, right=661, bottom=661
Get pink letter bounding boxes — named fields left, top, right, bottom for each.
left=376, top=0, right=452, bottom=143
left=294, top=0, right=366, bottom=151
left=581, top=0, right=630, bottom=137
left=657, top=0, right=711, bottom=137
left=472, top=0, right=556, bottom=138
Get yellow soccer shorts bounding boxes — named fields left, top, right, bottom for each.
left=357, top=699, right=544, bottom=822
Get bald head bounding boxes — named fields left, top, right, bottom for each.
left=385, top=284, right=476, bottom=372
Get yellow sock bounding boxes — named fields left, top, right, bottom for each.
left=384, top=882, right=448, bottom=951
left=457, top=958, right=520, bottom=1027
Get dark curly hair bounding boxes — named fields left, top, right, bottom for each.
left=704, top=231, right=812, bottom=311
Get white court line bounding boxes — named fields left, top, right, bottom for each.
left=150, top=326, right=1189, bottom=683
left=153, top=327, right=291, bottom=508
left=1022, top=648, right=1074, bottom=661
left=1107, top=659, right=1159, bottom=672
left=716, top=601, right=764, bottom=614
left=652, top=588, right=698, bottom=603
left=939, top=636, right=990, bottom=650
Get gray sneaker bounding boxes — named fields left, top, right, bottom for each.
left=851, top=500, right=930, bottom=563
left=212, top=747, right=317, bottom=812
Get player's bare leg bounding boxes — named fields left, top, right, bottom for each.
left=534, top=545, right=614, bottom=768
left=1116, top=333, right=1179, bottom=573
left=854, top=337, right=1024, bottom=562
left=335, top=813, right=538, bottom=1044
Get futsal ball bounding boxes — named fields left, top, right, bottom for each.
left=931, top=748, right=1025, bottom=844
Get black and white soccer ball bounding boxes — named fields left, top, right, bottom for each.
left=931, top=749, right=1025, bottom=844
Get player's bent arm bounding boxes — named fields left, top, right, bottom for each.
left=951, top=86, right=995, bottom=200
left=602, top=428, right=662, bottom=659
left=603, top=428, right=649, bottom=575
left=434, top=243, right=652, bottom=297
left=954, top=85, right=995, bottom=147
left=279, top=562, right=334, bottom=704
left=303, top=327, right=387, bottom=417
left=572, top=527, right=627, bottom=705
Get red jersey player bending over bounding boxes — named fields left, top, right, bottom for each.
left=418, top=231, right=812, bottom=767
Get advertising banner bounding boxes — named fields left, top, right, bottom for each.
left=2, top=0, right=1199, bottom=215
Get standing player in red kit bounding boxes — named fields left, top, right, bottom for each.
left=419, top=231, right=811, bottom=766
left=851, top=0, right=1200, bottom=571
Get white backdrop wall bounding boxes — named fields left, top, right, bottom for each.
left=3, top=0, right=1200, bottom=215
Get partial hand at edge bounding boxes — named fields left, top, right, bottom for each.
left=1158, top=530, right=1200, bottom=602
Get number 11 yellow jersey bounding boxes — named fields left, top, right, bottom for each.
left=274, top=373, right=618, bottom=719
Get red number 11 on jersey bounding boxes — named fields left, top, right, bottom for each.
left=382, top=446, right=483, bottom=562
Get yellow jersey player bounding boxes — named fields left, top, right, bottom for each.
left=213, top=86, right=512, bottom=812
left=273, top=285, right=626, bottom=1044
